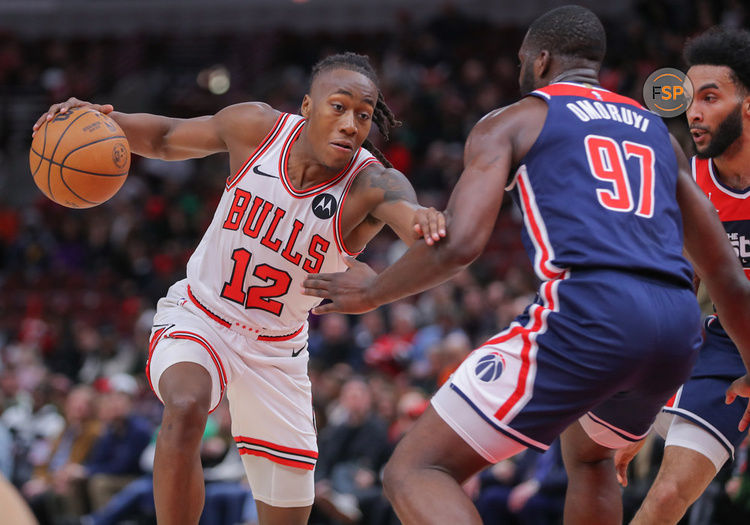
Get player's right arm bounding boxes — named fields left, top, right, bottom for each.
left=32, top=97, right=277, bottom=161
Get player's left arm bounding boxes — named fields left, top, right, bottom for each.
left=303, top=105, right=517, bottom=314
left=362, top=166, right=446, bottom=246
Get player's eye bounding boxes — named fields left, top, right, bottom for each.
left=332, top=103, right=344, bottom=111
left=359, top=113, right=371, bottom=121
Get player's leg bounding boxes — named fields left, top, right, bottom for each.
left=226, top=334, right=317, bottom=525
left=383, top=403, right=523, bottom=524
left=560, top=421, right=621, bottom=525
left=254, top=501, right=311, bottom=525
left=631, top=416, right=728, bottom=525
left=153, top=361, right=213, bottom=525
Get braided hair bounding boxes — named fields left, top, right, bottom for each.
left=310, top=52, right=401, bottom=168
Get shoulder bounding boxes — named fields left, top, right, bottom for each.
left=466, top=97, right=547, bottom=165
left=214, top=102, right=282, bottom=149
left=345, top=162, right=417, bottom=214
left=470, top=97, right=546, bottom=140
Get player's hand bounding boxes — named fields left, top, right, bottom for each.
left=412, top=207, right=446, bottom=246
left=614, top=438, right=647, bottom=487
left=32, top=97, right=114, bottom=137
left=303, top=256, right=378, bottom=315
left=725, top=374, right=750, bottom=431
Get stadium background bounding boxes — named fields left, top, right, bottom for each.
left=0, top=1, right=748, bottom=524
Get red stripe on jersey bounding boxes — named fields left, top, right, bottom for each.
left=333, top=157, right=381, bottom=257
left=226, top=113, right=289, bottom=190
left=237, top=448, right=315, bottom=470
left=517, top=173, right=561, bottom=280
left=234, top=435, right=318, bottom=459
left=256, top=324, right=304, bottom=341
left=279, top=122, right=358, bottom=198
left=187, top=285, right=231, bottom=328
left=534, top=83, right=644, bottom=109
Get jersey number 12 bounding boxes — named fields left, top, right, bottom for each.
left=220, top=248, right=291, bottom=316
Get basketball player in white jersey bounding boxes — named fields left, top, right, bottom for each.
left=33, top=52, right=446, bottom=525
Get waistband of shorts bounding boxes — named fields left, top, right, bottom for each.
left=186, top=284, right=305, bottom=341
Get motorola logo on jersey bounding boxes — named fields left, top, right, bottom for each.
left=312, top=193, right=337, bottom=220
left=474, top=352, right=505, bottom=382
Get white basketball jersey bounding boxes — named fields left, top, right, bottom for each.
left=186, top=113, right=379, bottom=333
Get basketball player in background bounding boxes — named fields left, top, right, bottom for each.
left=33, top=53, right=446, bottom=525
left=615, top=28, right=750, bottom=524
left=302, top=7, right=750, bottom=524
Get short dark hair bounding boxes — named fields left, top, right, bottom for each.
left=310, top=52, right=400, bottom=168
left=684, top=27, right=750, bottom=93
left=525, top=5, right=606, bottom=63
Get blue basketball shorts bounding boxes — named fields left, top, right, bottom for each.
left=432, top=269, right=702, bottom=461
left=663, top=316, right=749, bottom=460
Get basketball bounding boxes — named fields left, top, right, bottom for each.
left=29, top=107, right=130, bottom=208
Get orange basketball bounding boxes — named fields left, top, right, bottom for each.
left=29, top=107, right=130, bottom=208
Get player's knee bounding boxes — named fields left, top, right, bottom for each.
left=162, top=392, right=210, bottom=438
left=647, top=478, right=692, bottom=518
left=382, top=456, right=408, bottom=503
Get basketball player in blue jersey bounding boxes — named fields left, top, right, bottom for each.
left=303, top=7, right=750, bottom=524
left=32, top=54, right=446, bottom=525
left=614, top=28, right=750, bottom=524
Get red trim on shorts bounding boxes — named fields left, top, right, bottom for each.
left=256, top=324, right=304, bottom=342
left=225, top=113, right=289, bottom=190
left=534, top=83, right=644, bottom=109
left=492, top=275, right=565, bottom=421
left=664, top=391, right=678, bottom=409
left=235, top=435, right=317, bottom=470
left=187, top=285, right=231, bottom=328
left=145, top=325, right=171, bottom=397
left=167, top=331, right=228, bottom=406
left=237, top=448, right=315, bottom=470
left=234, top=435, right=318, bottom=459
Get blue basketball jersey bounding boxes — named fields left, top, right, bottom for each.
left=509, top=82, right=693, bottom=286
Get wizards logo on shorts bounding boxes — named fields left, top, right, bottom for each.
left=474, top=352, right=506, bottom=382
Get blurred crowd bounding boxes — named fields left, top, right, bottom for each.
left=1, top=1, right=750, bottom=523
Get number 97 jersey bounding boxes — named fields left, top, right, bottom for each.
left=186, top=113, right=380, bottom=334
left=509, top=82, right=693, bottom=285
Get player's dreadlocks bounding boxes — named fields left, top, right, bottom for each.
left=310, top=52, right=401, bottom=168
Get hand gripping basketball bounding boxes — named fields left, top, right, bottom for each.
left=30, top=100, right=130, bottom=208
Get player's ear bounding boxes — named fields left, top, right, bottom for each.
left=301, top=95, right=312, bottom=118
left=536, top=50, right=551, bottom=78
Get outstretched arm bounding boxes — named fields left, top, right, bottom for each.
left=303, top=106, right=516, bottom=314
left=33, top=97, right=277, bottom=161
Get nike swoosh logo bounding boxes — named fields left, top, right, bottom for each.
left=291, top=344, right=307, bottom=357
left=253, top=165, right=277, bottom=178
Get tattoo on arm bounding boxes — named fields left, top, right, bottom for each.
left=367, top=169, right=417, bottom=203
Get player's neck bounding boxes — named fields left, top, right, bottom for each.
left=287, top=132, right=342, bottom=190
left=548, top=68, right=599, bottom=86
left=713, top=136, right=750, bottom=190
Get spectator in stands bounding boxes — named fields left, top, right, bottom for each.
left=314, top=377, right=390, bottom=524
left=70, top=374, right=151, bottom=511
left=22, top=385, right=101, bottom=525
